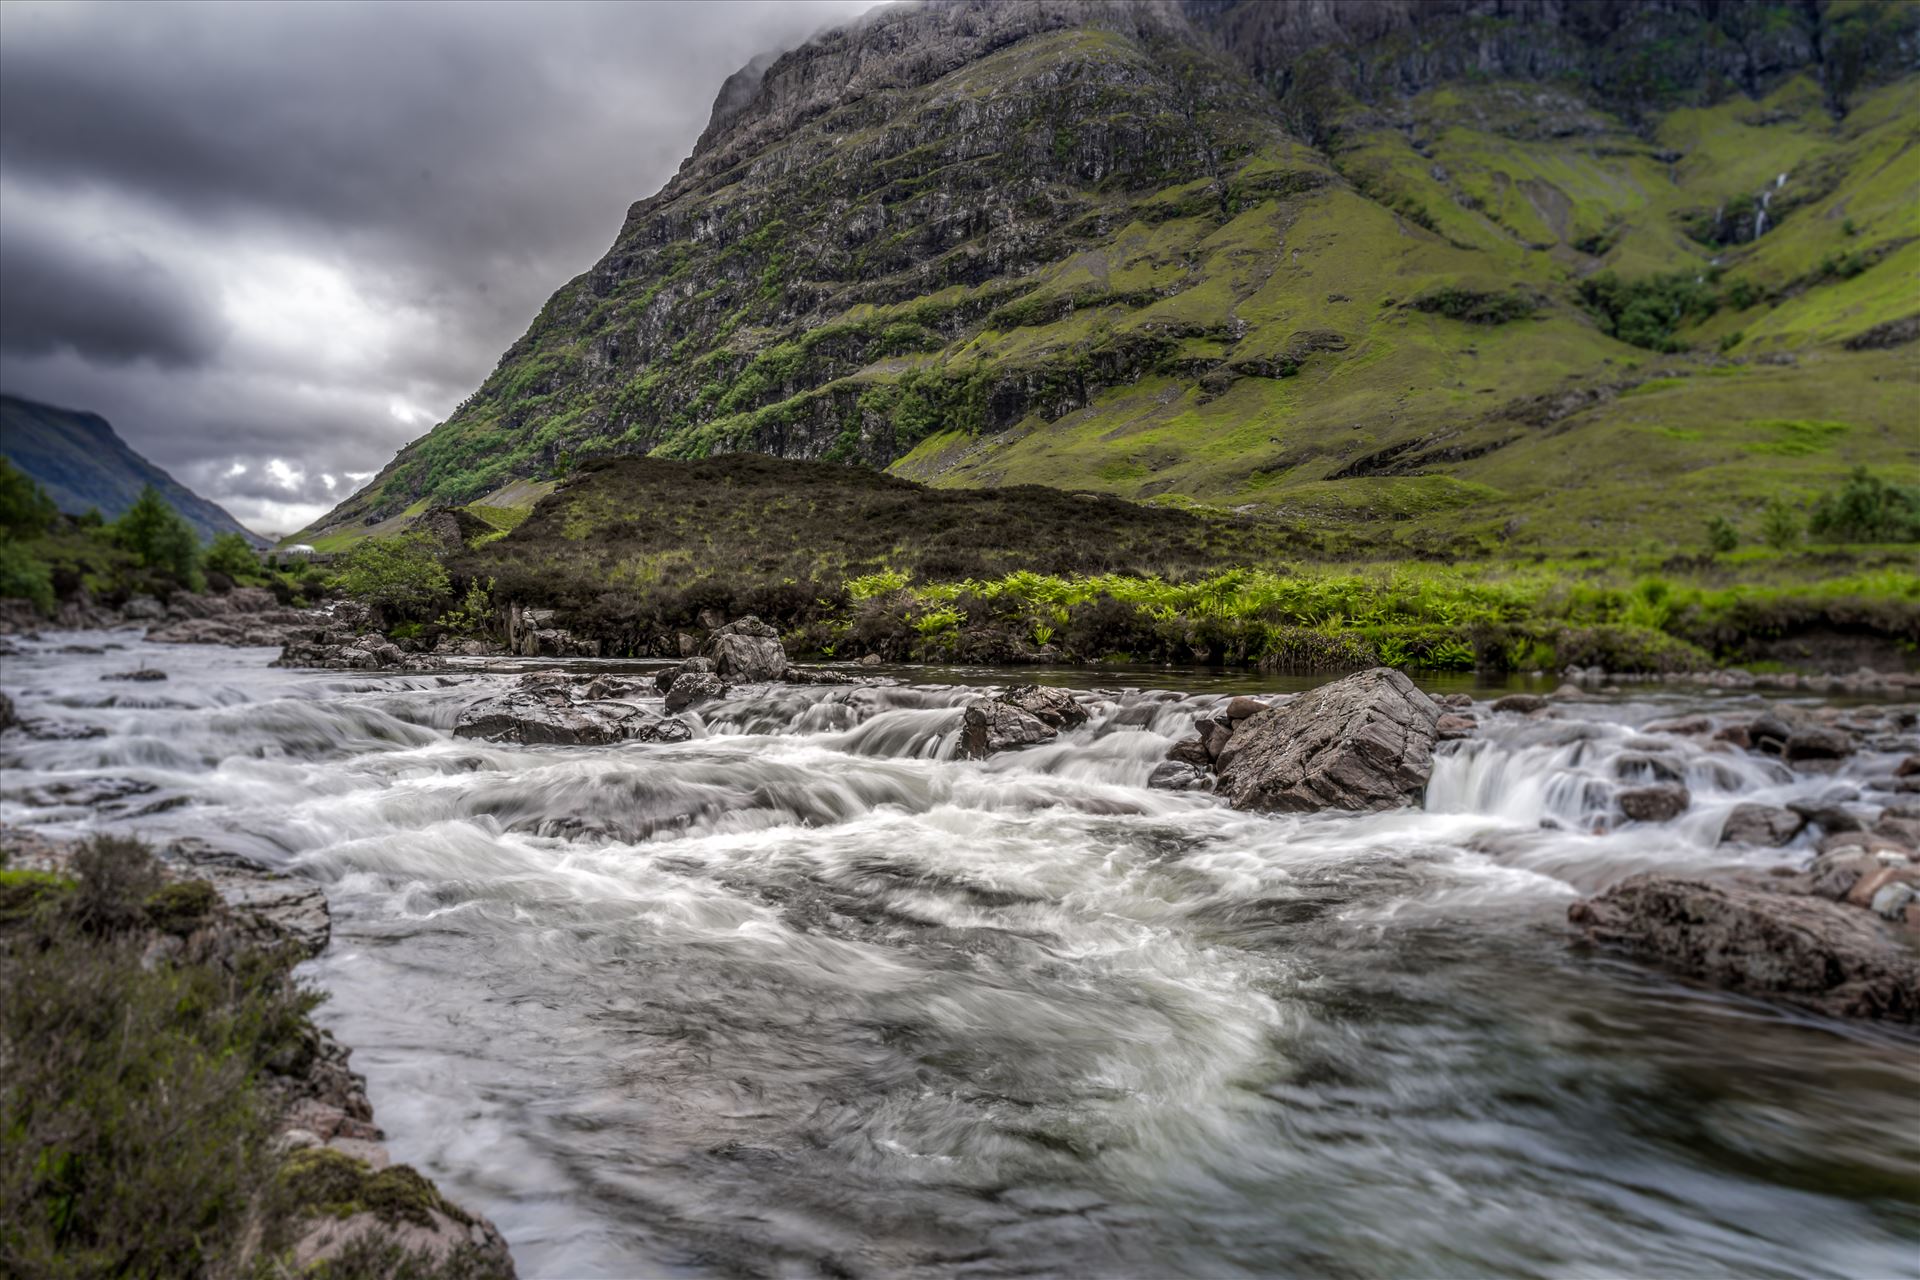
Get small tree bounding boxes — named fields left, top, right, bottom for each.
left=331, top=533, right=450, bottom=622
left=0, top=459, right=57, bottom=538
left=437, top=576, right=496, bottom=636
left=1759, top=497, right=1801, bottom=550
left=1704, top=515, right=1738, bottom=554
left=204, top=532, right=259, bottom=580
left=112, top=486, right=202, bottom=586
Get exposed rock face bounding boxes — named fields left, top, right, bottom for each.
left=1569, top=874, right=1920, bottom=1021
left=706, top=617, right=788, bottom=682
left=146, top=587, right=330, bottom=647
left=453, top=685, right=691, bottom=746
left=1720, top=803, right=1807, bottom=847
left=1216, top=667, right=1440, bottom=813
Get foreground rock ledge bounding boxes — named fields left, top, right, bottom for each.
left=1217, top=667, right=1440, bottom=813
left=1570, top=874, right=1920, bottom=1021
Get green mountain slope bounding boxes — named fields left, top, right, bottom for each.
left=301, top=0, right=1920, bottom=554
left=0, top=395, right=266, bottom=546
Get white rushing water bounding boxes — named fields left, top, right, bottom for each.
left=3, top=633, right=1917, bottom=1278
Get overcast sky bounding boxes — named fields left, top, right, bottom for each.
left=0, top=0, right=876, bottom=535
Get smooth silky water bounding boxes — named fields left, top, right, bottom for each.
left=3, top=633, right=1916, bottom=1278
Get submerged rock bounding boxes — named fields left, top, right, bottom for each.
left=1148, top=760, right=1213, bottom=792
left=1491, top=693, right=1548, bottom=714
left=1618, top=783, right=1690, bottom=823
left=1217, top=667, right=1440, bottom=813
left=1569, top=874, right=1919, bottom=1021
left=101, top=668, right=168, bottom=682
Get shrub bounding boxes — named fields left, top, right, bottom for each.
left=1704, top=514, right=1739, bottom=554
left=0, top=539, right=55, bottom=613
left=1809, top=467, right=1920, bottom=543
left=1577, top=271, right=1719, bottom=352
left=437, top=576, right=496, bottom=636
left=1759, top=498, right=1802, bottom=550
left=332, top=533, right=452, bottom=622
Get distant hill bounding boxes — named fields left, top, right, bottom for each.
left=0, top=394, right=266, bottom=546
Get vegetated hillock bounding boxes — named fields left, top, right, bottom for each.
left=443, top=453, right=1919, bottom=674
left=457, top=452, right=1311, bottom=634
left=0, top=395, right=266, bottom=547
left=300, top=0, right=1920, bottom=556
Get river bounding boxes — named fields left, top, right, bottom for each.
left=2, top=632, right=1916, bottom=1278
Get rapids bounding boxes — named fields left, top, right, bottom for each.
left=2, top=632, right=1916, bottom=1278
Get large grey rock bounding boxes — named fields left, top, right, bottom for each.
left=707, top=616, right=788, bottom=682
left=1216, top=668, right=1440, bottom=813
left=665, top=671, right=725, bottom=712
left=961, top=699, right=1054, bottom=759
left=454, top=687, right=690, bottom=746
left=999, top=684, right=1088, bottom=729
left=1569, top=874, right=1920, bottom=1021
left=1148, top=761, right=1213, bottom=792
left=1719, top=803, right=1806, bottom=847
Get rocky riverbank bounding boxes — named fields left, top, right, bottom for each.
left=0, top=826, right=516, bottom=1276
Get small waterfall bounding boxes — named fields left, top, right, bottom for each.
left=1754, top=173, right=1785, bottom=241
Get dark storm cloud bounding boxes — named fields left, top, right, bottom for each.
left=0, top=0, right=877, bottom=534
left=0, top=211, right=227, bottom=367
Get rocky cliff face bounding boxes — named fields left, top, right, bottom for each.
left=305, top=0, right=1919, bottom=550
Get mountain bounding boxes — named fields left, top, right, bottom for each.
left=302, top=0, right=1920, bottom=553
left=0, top=394, right=267, bottom=546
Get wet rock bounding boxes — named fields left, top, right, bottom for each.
left=654, top=656, right=716, bottom=692
left=1808, top=851, right=1881, bottom=900
left=1217, top=668, right=1440, bottom=813
left=1614, top=752, right=1684, bottom=784
left=0, top=690, right=14, bottom=733
left=1713, top=724, right=1752, bottom=750
left=665, top=671, right=726, bottom=712
left=1895, top=754, right=1920, bottom=778
left=168, top=840, right=333, bottom=959
left=1817, top=830, right=1913, bottom=858
left=1435, top=692, right=1473, bottom=710
left=582, top=675, right=645, bottom=700
left=1000, top=684, right=1088, bottom=729
left=1436, top=712, right=1477, bottom=741
left=1871, top=882, right=1917, bottom=921
left=1491, top=693, right=1548, bottom=714
left=1147, top=761, right=1213, bottom=792
left=706, top=616, right=788, bottom=682
left=1846, top=864, right=1920, bottom=910
left=1549, top=683, right=1589, bottom=701
left=1785, top=726, right=1853, bottom=764
left=1224, top=696, right=1270, bottom=721
left=1203, top=717, right=1235, bottom=762
left=1619, top=783, right=1690, bottom=823
left=857, top=653, right=883, bottom=667
left=1166, top=734, right=1211, bottom=770
left=1719, top=803, right=1805, bottom=847
left=1788, top=801, right=1864, bottom=833
left=1645, top=716, right=1711, bottom=736
left=1569, top=874, right=1919, bottom=1021
left=101, top=668, right=168, bottom=682
left=454, top=687, right=689, bottom=746
left=961, top=699, right=1054, bottom=758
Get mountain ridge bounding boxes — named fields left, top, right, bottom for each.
left=0, top=394, right=267, bottom=546
left=299, top=0, right=1920, bottom=552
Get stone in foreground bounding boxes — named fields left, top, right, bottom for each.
left=1216, top=667, right=1440, bottom=813
left=1569, top=874, right=1919, bottom=1021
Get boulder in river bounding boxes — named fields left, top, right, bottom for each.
left=1216, top=667, right=1440, bottom=813
left=454, top=687, right=691, bottom=746
left=706, top=617, right=788, bottom=682
left=101, top=668, right=168, bottom=682
left=1148, top=761, right=1213, bottom=792
left=1569, top=874, right=1920, bottom=1021
left=1618, top=783, right=1690, bottom=823
left=961, top=700, right=1054, bottom=759
left=1784, top=726, right=1853, bottom=764
left=1491, top=693, right=1548, bottom=714
left=1719, top=803, right=1806, bottom=847
left=665, top=671, right=726, bottom=713
left=1001, top=684, right=1088, bottom=729
left=0, top=690, right=14, bottom=733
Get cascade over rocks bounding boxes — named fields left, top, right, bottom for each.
left=958, top=683, right=1086, bottom=758
left=1216, top=667, right=1440, bottom=813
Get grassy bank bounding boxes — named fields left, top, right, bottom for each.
left=0, top=837, right=509, bottom=1279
